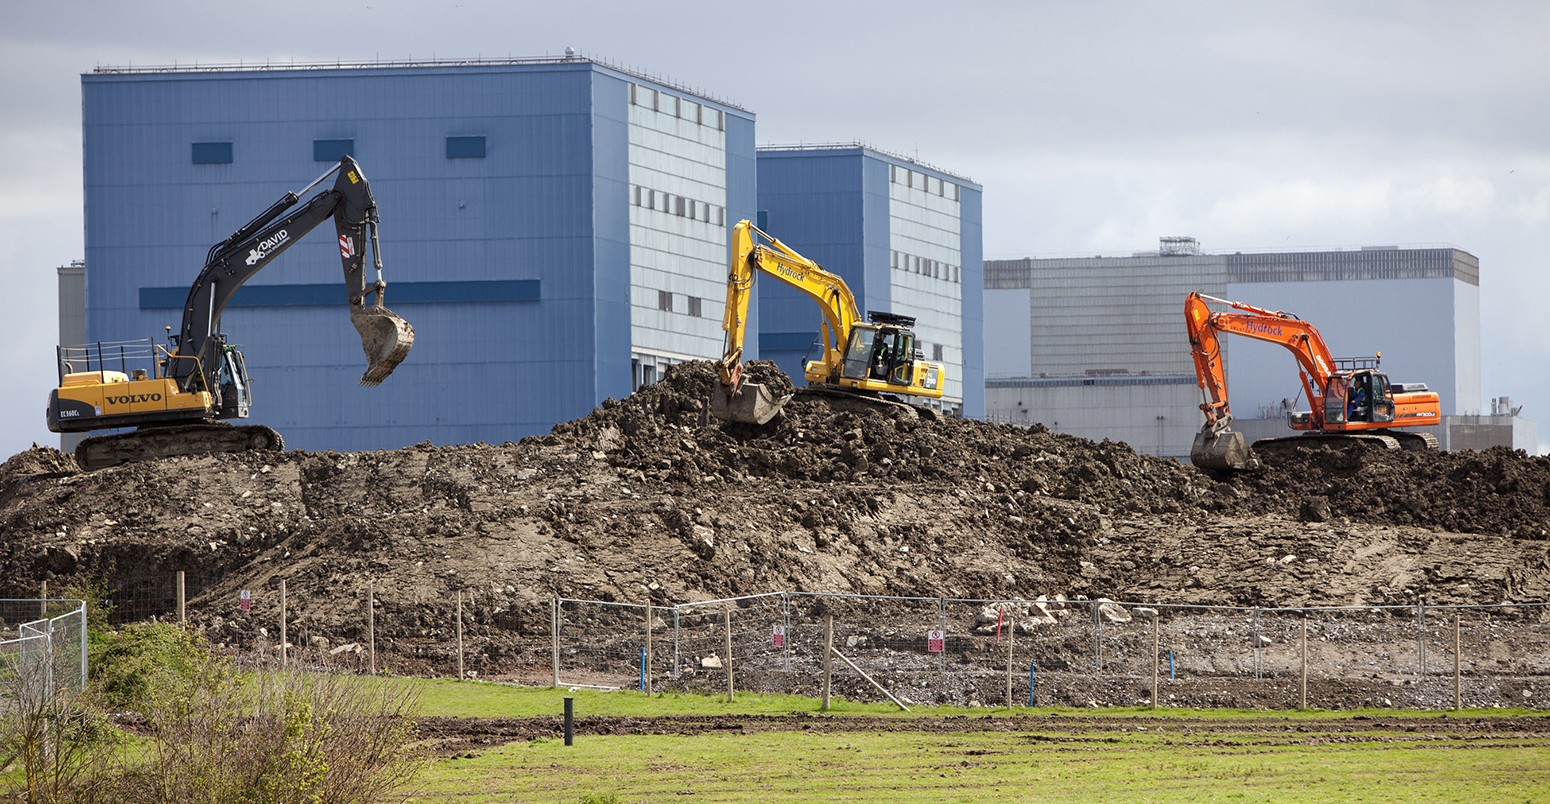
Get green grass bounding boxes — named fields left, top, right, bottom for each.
left=399, top=676, right=1546, bottom=721
left=409, top=728, right=1550, bottom=803
left=391, top=680, right=1550, bottom=802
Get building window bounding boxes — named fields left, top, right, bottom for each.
left=676, top=196, right=687, bottom=217
left=715, top=206, right=725, bottom=226
left=688, top=296, right=702, bottom=317
left=314, top=139, right=354, bottom=162
left=661, top=94, right=678, bottom=117
left=629, top=83, right=638, bottom=105
left=446, top=135, right=486, bottom=159
left=933, top=344, right=944, bottom=362
left=191, top=142, right=233, bottom=164
left=658, top=290, right=673, bottom=312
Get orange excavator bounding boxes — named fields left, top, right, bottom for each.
left=1185, top=291, right=1441, bottom=470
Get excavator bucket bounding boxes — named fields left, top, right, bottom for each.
left=1190, top=428, right=1261, bottom=471
left=711, top=382, right=791, bottom=425
left=351, top=305, right=416, bottom=386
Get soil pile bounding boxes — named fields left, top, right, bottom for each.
left=1, top=359, right=1548, bottom=633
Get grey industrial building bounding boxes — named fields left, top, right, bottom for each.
left=985, top=239, right=1534, bottom=459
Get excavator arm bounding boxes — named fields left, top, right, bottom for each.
left=171, top=156, right=413, bottom=391
left=720, top=219, right=862, bottom=390
left=1185, top=292, right=1337, bottom=432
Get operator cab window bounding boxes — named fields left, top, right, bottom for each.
left=842, top=328, right=877, bottom=381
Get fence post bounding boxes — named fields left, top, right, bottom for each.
left=455, top=590, right=465, bottom=681
left=1252, top=609, right=1262, bottom=680
left=822, top=612, right=833, bottom=712
left=1299, top=615, right=1308, bottom=710
left=1151, top=610, right=1160, bottom=710
left=782, top=593, right=792, bottom=673
left=1453, top=612, right=1462, bottom=711
left=551, top=597, right=561, bottom=688
left=176, top=571, right=186, bottom=625
left=40, top=580, right=47, bottom=619
left=644, top=602, right=653, bottom=696
left=1092, top=601, right=1101, bottom=673
left=367, top=580, right=376, bottom=675
left=1417, top=597, right=1426, bottom=679
left=672, top=607, right=681, bottom=680
left=1005, top=608, right=1014, bottom=708
left=279, top=579, right=288, bottom=666
left=724, top=604, right=735, bottom=703
left=937, top=598, right=948, bottom=672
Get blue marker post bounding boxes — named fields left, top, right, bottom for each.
left=640, top=647, right=647, bottom=693
left=1168, top=650, right=1176, bottom=681
left=1028, top=661, right=1037, bottom=707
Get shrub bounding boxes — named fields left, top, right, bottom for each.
left=118, top=644, right=424, bottom=802
left=91, top=622, right=208, bottom=710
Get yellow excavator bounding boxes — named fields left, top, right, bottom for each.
left=713, top=219, right=945, bottom=424
left=48, top=156, right=415, bottom=470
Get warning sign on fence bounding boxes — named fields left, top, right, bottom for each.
left=239, top=590, right=252, bottom=612
left=772, top=624, right=786, bottom=648
left=927, top=629, right=944, bottom=653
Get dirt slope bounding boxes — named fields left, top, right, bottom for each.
left=2, top=360, right=1549, bottom=632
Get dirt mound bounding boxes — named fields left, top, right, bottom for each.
left=1229, top=443, right=1550, bottom=538
left=0, top=444, right=78, bottom=486
left=2, top=359, right=1549, bottom=657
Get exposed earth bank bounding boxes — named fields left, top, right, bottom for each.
left=2, top=360, right=1549, bottom=696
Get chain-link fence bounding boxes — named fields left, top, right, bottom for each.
left=0, top=600, right=89, bottom=710
left=63, top=570, right=1550, bottom=710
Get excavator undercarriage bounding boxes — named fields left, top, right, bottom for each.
left=74, top=424, right=284, bottom=472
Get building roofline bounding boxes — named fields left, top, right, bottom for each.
left=986, top=242, right=1475, bottom=262
left=87, top=52, right=750, bottom=113
left=758, top=141, right=978, bottom=187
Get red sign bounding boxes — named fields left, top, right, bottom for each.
left=339, top=234, right=355, bottom=258
left=239, top=590, right=252, bottom=612
left=927, top=629, right=945, bottom=653
left=772, top=624, right=786, bottom=648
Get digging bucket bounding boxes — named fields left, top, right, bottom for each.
left=710, top=382, right=790, bottom=425
left=351, top=305, right=416, bottom=386
left=1190, top=428, right=1260, bottom=471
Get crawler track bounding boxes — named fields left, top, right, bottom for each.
left=75, top=423, right=284, bottom=471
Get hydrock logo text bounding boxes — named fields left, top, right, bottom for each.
left=775, top=263, right=806, bottom=283
left=245, top=229, right=291, bottom=266
left=106, top=393, right=162, bottom=405
left=1245, top=321, right=1282, bottom=337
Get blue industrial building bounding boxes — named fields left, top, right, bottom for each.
left=755, top=145, right=983, bottom=417
left=80, top=58, right=756, bottom=450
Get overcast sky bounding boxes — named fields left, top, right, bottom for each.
left=2, top=1, right=1547, bottom=457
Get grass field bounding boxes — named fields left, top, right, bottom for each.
left=397, top=680, right=1550, bottom=802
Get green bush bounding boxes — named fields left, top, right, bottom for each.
left=91, top=622, right=211, bottom=710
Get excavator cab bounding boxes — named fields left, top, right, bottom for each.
left=841, top=314, right=919, bottom=387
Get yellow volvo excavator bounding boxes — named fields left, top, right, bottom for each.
left=48, top=156, right=415, bottom=470
left=713, top=219, right=945, bottom=424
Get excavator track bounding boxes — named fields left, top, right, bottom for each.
left=74, top=423, right=284, bottom=471
left=794, top=385, right=939, bottom=421
left=1249, top=432, right=1402, bottom=465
